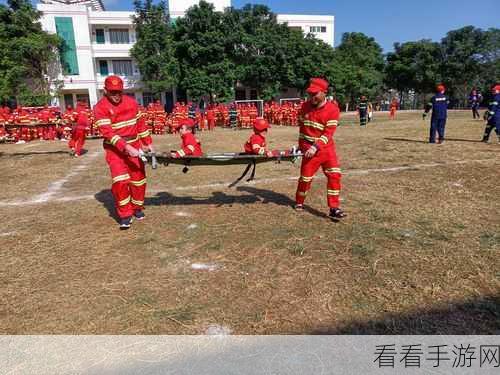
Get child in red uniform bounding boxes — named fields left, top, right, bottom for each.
left=171, top=118, right=203, bottom=158
left=244, top=118, right=273, bottom=157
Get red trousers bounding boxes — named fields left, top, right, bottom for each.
left=70, top=129, right=86, bottom=155
left=105, top=143, right=147, bottom=219
left=296, top=146, right=342, bottom=209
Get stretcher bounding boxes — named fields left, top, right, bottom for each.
left=140, top=149, right=302, bottom=186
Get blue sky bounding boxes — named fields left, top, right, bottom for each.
left=3, top=0, right=497, bottom=51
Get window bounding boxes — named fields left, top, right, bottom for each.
left=109, top=29, right=130, bottom=44
left=76, top=93, right=90, bottom=107
left=112, top=60, right=133, bottom=76
left=99, top=60, right=109, bottom=76
left=63, top=94, right=74, bottom=109
left=310, top=26, right=327, bottom=33
left=143, top=92, right=154, bottom=107
left=95, top=28, right=105, bottom=44
left=55, top=17, right=79, bottom=75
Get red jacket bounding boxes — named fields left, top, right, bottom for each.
left=94, top=95, right=152, bottom=154
left=298, top=100, right=339, bottom=153
left=244, top=133, right=267, bottom=155
left=175, top=132, right=202, bottom=157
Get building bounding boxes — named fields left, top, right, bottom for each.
left=277, top=14, right=334, bottom=47
left=169, top=0, right=231, bottom=18
left=37, top=0, right=335, bottom=108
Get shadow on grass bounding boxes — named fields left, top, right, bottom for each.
left=94, top=186, right=329, bottom=222
left=384, top=137, right=428, bottom=144
left=94, top=190, right=120, bottom=223
left=237, top=186, right=328, bottom=220
left=445, top=138, right=484, bottom=143
left=309, top=295, right=500, bottom=334
left=0, top=150, right=70, bottom=158
left=385, top=137, right=485, bottom=144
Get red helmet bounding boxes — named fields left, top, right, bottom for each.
left=306, top=78, right=329, bottom=94
left=492, top=84, right=500, bottom=93
left=179, top=118, right=195, bottom=128
left=254, top=118, right=269, bottom=132
left=104, top=75, right=124, bottom=91
left=436, top=84, right=445, bottom=93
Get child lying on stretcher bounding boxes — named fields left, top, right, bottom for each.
left=171, top=118, right=203, bottom=158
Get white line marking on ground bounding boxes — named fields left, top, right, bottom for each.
left=0, top=158, right=496, bottom=207
left=191, top=263, right=219, bottom=272
left=0, top=232, right=16, bottom=237
left=0, top=151, right=100, bottom=207
left=204, top=325, right=232, bottom=336
left=175, top=211, right=191, bottom=217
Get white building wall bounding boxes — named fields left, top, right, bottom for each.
left=169, top=0, right=231, bottom=18
left=38, top=1, right=335, bottom=106
left=277, top=14, right=335, bottom=47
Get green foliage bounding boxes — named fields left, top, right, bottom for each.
left=385, top=40, right=443, bottom=94
left=131, top=0, right=179, bottom=97
left=132, top=1, right=337, bottom=102
left=174, top=1, right=236, bottom=101
left=0, top=0, right=61, bottom=105
left=330, top=32, right=385, bottom=105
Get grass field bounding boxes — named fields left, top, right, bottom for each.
left=0, top=111, right=499, bottom=334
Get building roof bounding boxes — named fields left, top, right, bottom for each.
left=39, top=0, right=105, bottom=12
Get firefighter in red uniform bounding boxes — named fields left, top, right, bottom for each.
left=244, top=118, right=274, bottom=157
left=295, top=78, right=346, bottom=220
left=206, top=106, right=216, bottom=131
left=70, top=102, right=89, bottom=157
left=171, top=118, right=203, bottom=157
left=389, top=98, right=398, bottom=120
left=94, top=76, right=154, bottom=230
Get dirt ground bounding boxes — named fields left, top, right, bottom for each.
left=0, top=110, right=499, bottom=334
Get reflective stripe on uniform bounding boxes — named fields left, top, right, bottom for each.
left=138, top=130, right=150, bottom=138
left=297, top=191, right=308, bottom=197
left=126, top=136, right=139, bottom=144
left=327, top=189, right=340, bottom=196
left=326, top=120, right=338, bottom=127
left=112, top=174, right=130, bottom=183
left=131, top=198, right=144, bottom=206
left=130, top=179, right=147, bottom=187
left=319, top=135, right=329, bottom=145
left=96, top=119, right=112, bottom=127
left=299, top=133, right=319, bottom=143
left=110, top=135, right=120, bottom=146
left=111, top=116, right=139, bottom=130
left=300, top=176, right=313, bottom=182
left=258, top=148, right=266, bottom=155
left=177, top=149, right=186, bottom=157
left=187, top=145, right=195, bottom=152
left=118, top=196, right=131, bottom=206
left=303, top=120, right=325, bottom=131
left=325, top=168, right=342, bottom=174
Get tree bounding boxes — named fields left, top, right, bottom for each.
left=131, top=0, right=179, bottom=98
left=440, top=26, right=486, bottom=103
left=0, top=0, right=61, bottom=106
left=385, top=40, right=442, bottom=108
left=330, top=32, right=385, bottom=106
left=474, top=28, right=500, bottom=98
left=174, top=1, right=236, bottom=102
